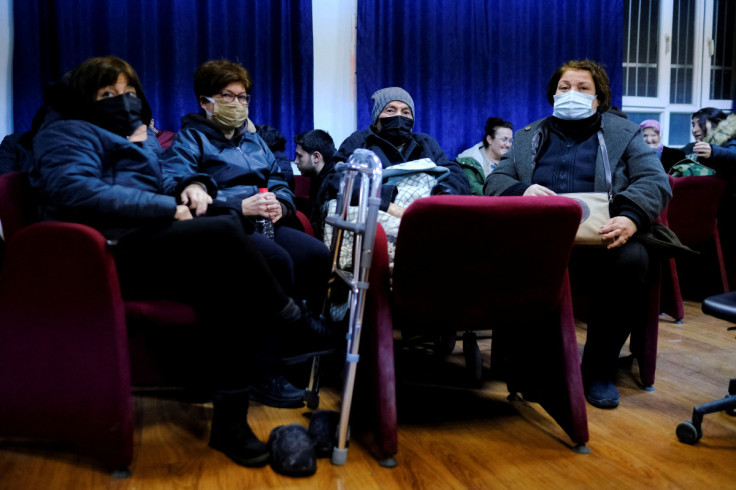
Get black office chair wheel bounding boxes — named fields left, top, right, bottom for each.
left=434, top=331, right=457, bottom=356
left=462, top=332, right=483, bottom=382
left=304, top=389, right=320, bottom=410
left=676, top=420, right=702, bottom=444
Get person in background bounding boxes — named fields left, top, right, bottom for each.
left=256, top=124, right=295, bottom=190
left=639, top=119, right=685, bottom=173
left=29, top=56, right=333, bottom=468
left=682, top=107, right=728, bottom=157
left=484, top=59, right=670, bottom=410
left=293, top=129, right=337, bottom=240
left=689, top=111, right=736, bottom=167
left=456, top=117, right=513, bottom=195
left=640, top=119, right=663, bottom=155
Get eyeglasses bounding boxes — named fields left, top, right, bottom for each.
left=215, top=91, right=251, bottom=105
left=495, top=136, right=513, bottom=144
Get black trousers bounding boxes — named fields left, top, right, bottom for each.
left=249, top=224, right=330, bottom=311
left=569, top=241, right=652, bottom=385
left=112, top=215, right=291, bottom=387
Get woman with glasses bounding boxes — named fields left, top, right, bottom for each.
left=455, top=117, right=513, bottom=195
left=161, top=59, right=331, bottom=408
left=30, top=56, right=334, bottom=468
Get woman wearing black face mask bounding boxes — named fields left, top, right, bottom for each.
left=329, top=86, right=469, bottom=219
left=30, top=56, right=334, bottom=469
left=485, top=59, right=671, bottom=411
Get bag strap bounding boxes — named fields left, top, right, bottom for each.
left=597, top=130, right=612, bottom=200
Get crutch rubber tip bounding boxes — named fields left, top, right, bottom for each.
left=331, top=447, right=348, bottom=465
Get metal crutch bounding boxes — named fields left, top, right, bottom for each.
left=321, top=149, right=382, bottom=465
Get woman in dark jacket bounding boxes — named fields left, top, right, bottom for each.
left=30, top=56, right=331, bottom=468
left=485, top=60, right=671, bottom=410
left=161, top=59, right=329, bottom=314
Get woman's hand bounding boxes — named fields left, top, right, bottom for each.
left=180, top=183, right=212, bottom=216
left=241, top=191, right=283, bottom=223
left=387, top=203, right=405, bottom=218
left=600, top=216, right=637, bottom=249
left=523, top=184, right=556, bottom=196
left=128, top=124, right=148, bottom=143
left=174, top=204, right=193, bottom=221
left=693, top=141, right=712, bottom=159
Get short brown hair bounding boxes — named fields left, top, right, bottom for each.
left=545, top=59, right=611, bottom=113
left=66, top=56, right=152, bottom=124
left=193, top=59, right=253, bottom=100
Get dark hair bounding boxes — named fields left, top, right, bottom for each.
left=546, top=59, right=612, bottom=113
left=482, top=117, right=513, bottom=148
left=692, top=107, right=727, bottom=135
left=193, top=59, right=253, bottom=100
left=256, top=125, right=286, bottom=152
left=60, top=56, right=152, bottom=124
left=294, top=130, right=336, bottom=165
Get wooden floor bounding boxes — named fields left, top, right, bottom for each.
left=2, top=300, right=736, bottom=489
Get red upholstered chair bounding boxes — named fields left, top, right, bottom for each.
left=155, top=128, right=176, bottom=150
left=660, top=175, right=729, bottom=322
left=383, top=195, right=589, bottom=452
left=293, top=174, right=312, bottom=215
left=0, top=172, right=199, bottom=476
left=345, top=222, right=398, bottom=466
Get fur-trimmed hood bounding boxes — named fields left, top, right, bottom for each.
left=705, top=113, right=736, bottom=146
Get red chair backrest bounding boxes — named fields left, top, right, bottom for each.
left=391, top=195, right=582, bottom=329
left=667, top=176, right=727, bottom=245
left=294, top=175, right=311, bottom=199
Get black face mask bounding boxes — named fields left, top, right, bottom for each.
left=92, top=93, right=144, bottom=137
left=378, top=115, right=414, bottom=146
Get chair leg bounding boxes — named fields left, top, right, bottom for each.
left=714, top=227, right=730, bottom=293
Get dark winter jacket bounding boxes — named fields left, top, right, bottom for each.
left=30, top=118, right=202, bottom=239
left=332, top=126, right=470, bottom=209
left=306, top=159, right=337, bottom=240
left=161, top=114, right=295, bottom=218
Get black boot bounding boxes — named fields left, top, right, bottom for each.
left=276, top=299, right=336, bottom=364
left=209, top=392, right=270, bottom=467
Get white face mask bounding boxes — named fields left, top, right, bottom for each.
left=553, top=90, right=597, bottom=120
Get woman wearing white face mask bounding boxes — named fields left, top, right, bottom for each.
left=485, top=60, right=671, bottom=410
left=161, top=60, right=331, bottom=409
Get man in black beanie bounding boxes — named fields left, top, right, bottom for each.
left=328, top=86, right=469, bottom=218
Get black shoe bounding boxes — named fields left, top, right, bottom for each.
left=250, top=374, right=305, bottom=409
left=268, top=424, right=317, bottom=477
left=308, top=410, right=341, bottom=458
left=585, top=380, right=620, bottom=409
left=209, top=393, right=270, bottom=467
left=278, top=304, right=336, bottom=365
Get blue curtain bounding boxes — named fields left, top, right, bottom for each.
left=12, top=0, right=313, bottom=155
left=357, top=0, right=623, bottom=159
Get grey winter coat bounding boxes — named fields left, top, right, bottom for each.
left=484, top=112, right=671, bottom=230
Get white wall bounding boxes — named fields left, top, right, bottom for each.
left=312, top=0, right=357, bottom=148
left=0, top=0, right=12, bottom=137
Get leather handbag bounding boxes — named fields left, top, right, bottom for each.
left=561, top=131, right=613, bottom=247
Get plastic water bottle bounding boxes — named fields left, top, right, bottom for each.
left=255, top=188, right=275, bottom=239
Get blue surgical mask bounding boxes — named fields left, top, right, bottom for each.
left=553, top=90, right=597, bottom=120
